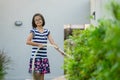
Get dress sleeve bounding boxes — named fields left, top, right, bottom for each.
left=30, top=29, right=34, bottom=33
left=46, top=29, right=50, bottom=36
left=30, top=29, right=35, bottom=37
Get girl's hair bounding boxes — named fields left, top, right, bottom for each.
left=32, top=13, right=45, bottom=28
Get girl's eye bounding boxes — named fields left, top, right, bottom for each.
left=35, top=18, right=42, bottom=22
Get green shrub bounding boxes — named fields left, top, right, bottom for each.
left=0, top=50, right=10, bottom=80
left=64, top=1, right=120, bottom=80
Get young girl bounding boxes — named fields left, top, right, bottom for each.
left=26, top=13, right=59, bottom=80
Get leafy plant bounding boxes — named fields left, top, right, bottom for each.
left=64, top=0, right=120, bottom=80
left=0, top=50, right=10, bottom=80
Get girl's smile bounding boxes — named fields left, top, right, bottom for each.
left=34, top=16, right=43, bottom=27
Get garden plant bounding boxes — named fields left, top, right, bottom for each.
left=0, top=50, right=10, bottom=80
left=64, top=1, right=120, bottom=80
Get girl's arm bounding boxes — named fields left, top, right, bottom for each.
left=26, top=33, right=44, bottom=48
left=48, top=34, right=59, bottom=49
left=48, top=34, right=66, bottom=56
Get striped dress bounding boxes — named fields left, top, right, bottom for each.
left=29, top=28, right=50, bottom=74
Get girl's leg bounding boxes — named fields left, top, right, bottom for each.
left=33, top=72, right=40, bottom=80
left=33, top=72, right=44, bottom=80
left=40, top=74, right=44, bottom=80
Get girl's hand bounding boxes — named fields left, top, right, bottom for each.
left=53, top=44, right=59, bottom=49
left=38, top=44, right=44, bottom=48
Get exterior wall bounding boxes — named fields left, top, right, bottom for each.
left=90, top=0, right=120, bottom=25
left=90, top=0, right=104, bottom=25
left=0, top=0, right=90, bottom=80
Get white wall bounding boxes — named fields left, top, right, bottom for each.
left=90, top=0, right=120, bottom=25
left=0, top=0, right=90, bottom=80
left=90, top=0, right=103, bottom=25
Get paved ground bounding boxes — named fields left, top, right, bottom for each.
left=52, top=75, right=66, bottom=80
left=24, top=75, right=66, bottom=80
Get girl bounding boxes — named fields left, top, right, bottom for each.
left=26, top=13, right=59, bottom=80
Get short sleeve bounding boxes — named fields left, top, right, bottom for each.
left=30, top=29, right=34, bottom=33
left=46, top=29, right=50, bottom=36
left=30, top=29, right=35, bottom=37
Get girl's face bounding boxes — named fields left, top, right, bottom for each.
left=34, top=15, right=43, bottom=27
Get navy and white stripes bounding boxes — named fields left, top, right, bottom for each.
left=30, top=28, right=50, bottom=58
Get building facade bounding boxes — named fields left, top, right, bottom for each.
left=0, top=0, right=90, bottom=80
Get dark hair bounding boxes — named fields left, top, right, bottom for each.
left=32, top=13, right=45, bottom=28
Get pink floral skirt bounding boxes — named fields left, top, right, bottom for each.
left=29, top=57, right=50, bottom=74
